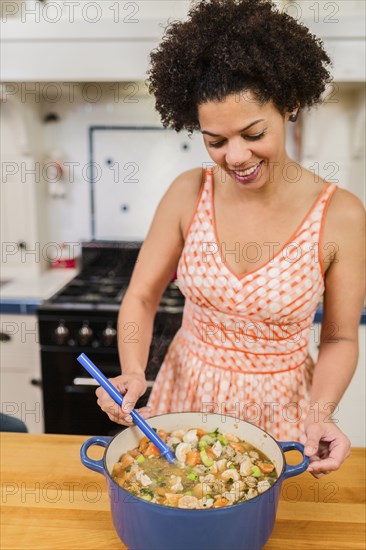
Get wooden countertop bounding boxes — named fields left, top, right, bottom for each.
left=1, top=434, right=365, bottom=549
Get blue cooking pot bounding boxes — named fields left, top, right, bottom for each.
left=80, top=412, right=308, bottom=550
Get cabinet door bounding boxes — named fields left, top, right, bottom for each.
left=0, top=155, right=46, bottom=277
left=0, top=314, right=44, bottom=433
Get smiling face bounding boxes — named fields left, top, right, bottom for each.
left=198, top=90, right=292, bottom=191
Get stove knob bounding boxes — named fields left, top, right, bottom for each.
left=102, top=323, right=117, bottom=347
left=78, top=322, right=93, bottom=346
left=54, top=322, right=70, bottom=345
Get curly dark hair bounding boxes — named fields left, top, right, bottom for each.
left=147, top=0, right=332, bottom=133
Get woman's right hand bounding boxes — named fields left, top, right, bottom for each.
left=95, top=371, right=151, bottom=426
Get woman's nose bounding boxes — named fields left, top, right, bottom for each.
left=225, top=141, right=252, bottom=168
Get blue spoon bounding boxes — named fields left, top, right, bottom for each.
left=77, top=353, right=175, bottom=463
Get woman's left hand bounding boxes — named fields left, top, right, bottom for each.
left=303, top=415, right=351, bottom=478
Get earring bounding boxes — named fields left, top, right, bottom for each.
left=289, top=111, right=299, bottom=123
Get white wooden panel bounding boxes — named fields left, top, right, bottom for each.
left=0, top=314, right=44, bottom=434
left=1, top=40, right=158, bottom=81
left=0, top=156, right=41, bottom=273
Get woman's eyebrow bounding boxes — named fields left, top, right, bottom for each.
left=201, top=119, right=265, bottom=136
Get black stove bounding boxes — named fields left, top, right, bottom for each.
left=37, top=241, right=184, bottom=435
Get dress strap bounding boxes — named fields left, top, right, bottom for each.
left=182, top=166, right=213, bottom=243
left=318, top=183, right=338, bottom=277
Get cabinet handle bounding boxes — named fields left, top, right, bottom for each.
left=0, top=333, right=11, bottom=342
left=31, top=379, right=42, bottom=387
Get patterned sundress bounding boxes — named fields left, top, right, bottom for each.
left=147, top=167, right=337, bottom=441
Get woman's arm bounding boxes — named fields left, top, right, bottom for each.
left=96, top=167, right=202, bottom=424
left=304, top=189, right=366, bottom=476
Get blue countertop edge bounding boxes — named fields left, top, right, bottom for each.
left=1, top=299, right=366, bottom=324
left=0, top=299, right=43, bottom=315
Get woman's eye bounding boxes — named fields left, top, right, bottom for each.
left=208, top=141, right=225, bottom=149
left=245, top=132, right=266, bottom=141
left=208, top=131, right=266, bottom=148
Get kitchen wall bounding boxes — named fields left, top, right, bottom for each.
left=1, top=80, right=364, bottom=252
left=37, top=82, right=212, bottom=243
left=301, top=82, right=365, bottom=201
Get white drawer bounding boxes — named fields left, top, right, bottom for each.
left=0, top=314, right=40, bottom=371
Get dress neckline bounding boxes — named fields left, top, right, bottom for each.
left=208, top=168, right=332, bottom=281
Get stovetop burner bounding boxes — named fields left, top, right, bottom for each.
left=43, top=241, right=185, bottom=311
left=51, top=277, right=130, bottom=304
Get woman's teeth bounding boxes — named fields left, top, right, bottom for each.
left=235, top=163, right=260, bottom=176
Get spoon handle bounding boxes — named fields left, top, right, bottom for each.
left=77, top=353, right=175, bottom=463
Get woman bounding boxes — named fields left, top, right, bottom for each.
left=97, top=0, right=365, bottom=477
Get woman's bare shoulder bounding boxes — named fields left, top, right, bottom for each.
left=169, top=166, right=203, bottom=195
left=324, top=186, right=365, bottom=253
left=166, top=166, right=204, bottom=239
left=327, top=186, right=365, bottom=226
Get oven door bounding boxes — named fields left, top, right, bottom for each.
left=41, top=348, right=152, bottom=435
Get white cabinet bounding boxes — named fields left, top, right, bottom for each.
left=1, top=1, right=191, bottom=81
left=0, top=156, right=48, bottom=277
left=308, top=322, right=365, bottom=446
left=0, top=314, right=44, bottom=433
left=2, top=2, right=364, bottom=82
left=0, top=92, right=48, bottom=278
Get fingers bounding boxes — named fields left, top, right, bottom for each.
left=96, top=400, right=152, bottom=427
left=304, top=423, right=323, bottom=457
left=95, top=375, right=148, bottom=426
left=136, top=406, right=153, bottom=419
left=308, top=470, right=331, bottom=479
left=308, top=456, right=340, bottom=476
left=121, top=391, right=139, bottom=415
left=96, top=397, right=133, bottom=425
left=121, top=376, right=147, bottom=414
left=304, top=422, right=351, bottom=477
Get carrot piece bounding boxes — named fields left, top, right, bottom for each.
left=257, top=462, right=275, bottom=474
left=138, top=436, right=149, bottom=453
left=205, top=447, right=216, bottom=461
left=213, top=497, right=228, bottom=508
left=156, top=486, right=168, bottom=497
left=186, top=450, right=201, bottom=466
left=144, top=442, right=161, bottom=458
left=124, top=470, right=135, bottom=481
left=196, top=429, right=207, bottom=438
left=229, top=441, right=245, bottom=453
left=128, top=449, right=141, bottom=458
left=165, top=493, right=182, bottom=506
left=112, top=463, right=124, bottom=475
left=120, top=453, right=134, bottom=469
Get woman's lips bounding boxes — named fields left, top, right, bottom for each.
left=230, top=161, right=264, bottom=184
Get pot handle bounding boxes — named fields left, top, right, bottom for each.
left=279, top=441, right=309, bottom=479
left=80, top=436, right=112, bottom=475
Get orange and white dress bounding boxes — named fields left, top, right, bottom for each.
left=148, top=167, right=337, bottom=441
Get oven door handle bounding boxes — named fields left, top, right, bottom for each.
left=73, top=378, right=99, bottom=386
left=72, top=378, right=154, bottom=388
